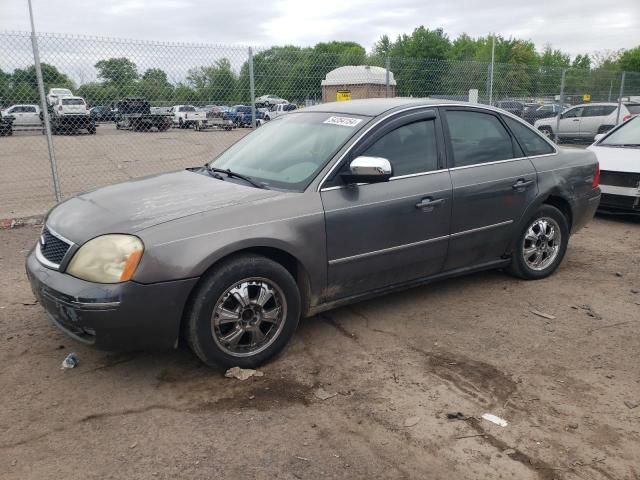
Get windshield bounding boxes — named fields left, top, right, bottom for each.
left=600, top=116, right=640, bottom=146
left=62, top=98, right=85, bottom=105
left=209, top=112, right=367, bottom=190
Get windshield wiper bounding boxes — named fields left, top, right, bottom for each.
left=208, top=166, right=266, bottom=189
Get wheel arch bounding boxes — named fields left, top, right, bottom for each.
left=507, top=190, right=574, bottom=256
left=179, top=244, right=313, bottom=342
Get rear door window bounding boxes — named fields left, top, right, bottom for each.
left=445, top=110, right=516, bottom=167
left=502, top=116, right=555, bottom=156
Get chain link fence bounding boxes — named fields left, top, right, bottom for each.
left=1, top=31, right=639, bottom=219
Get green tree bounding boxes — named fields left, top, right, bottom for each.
left=186, top=59, right=237, bottom=104
left=95, top=58, right=138, bottom=84
left=618, top=46, right=640, bottom=72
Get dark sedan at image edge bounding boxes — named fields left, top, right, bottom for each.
left=25, top=98, right=601, bottom=368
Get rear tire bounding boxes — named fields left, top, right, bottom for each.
left=186, top=254, right=301, bottom=369
left=538, top=126, right=553, bottom=139
left=507, top=205, right=569, bottom=280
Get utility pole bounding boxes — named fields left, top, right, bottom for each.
left=28, top=0, right=61, bottom=201
left=488, top=35, right=495, bottom=105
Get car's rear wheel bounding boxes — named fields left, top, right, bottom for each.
left=186, top=254, right=301, bottom=368
left=538, top=126, right=553, bottom=139
left=508, top=204, right=569, bottom=280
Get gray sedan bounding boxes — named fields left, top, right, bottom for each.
left=26, top=99, right=601, bottom=368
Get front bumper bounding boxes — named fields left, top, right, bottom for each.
left=26, top=249, right=198, bottom=351
left=598, top=184, right=640, bottom=213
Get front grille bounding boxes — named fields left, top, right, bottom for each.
left=40, top=226, right=71, bottom=265
left=600, top=170, right=640, bottom=189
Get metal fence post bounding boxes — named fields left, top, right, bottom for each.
left=488, top=35, right=495, bottom=105
left=28, top=0, right=61, bottom=202
left=385, top=57, right=390, bottom=98
left=248, top=47, right=256, bottom=129
left=615, top=71, right=626, bottom=124
left=554, top=69, right=566, bottom=144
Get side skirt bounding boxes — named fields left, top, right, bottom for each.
left=306, top=258, right=510, bottom=317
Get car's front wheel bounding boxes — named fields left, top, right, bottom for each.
left=508, top=204, right=569, bottom=280
left=186, top=254, right=301, bottom=368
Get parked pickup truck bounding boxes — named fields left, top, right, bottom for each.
left=169, top=105, right=207, bottom=129
left=1, top=104, right=41, bottom=127
left=114, top=97, right=172, bottom=132
left=48, top=95, right=96, bottom=134
left=265, top=103, right=297, bottom=120
left=222, top=105, right=264, bottom=127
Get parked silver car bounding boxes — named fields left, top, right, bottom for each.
left=26, top=99, right=601, bottom=368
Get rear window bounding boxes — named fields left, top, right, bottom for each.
left=626, top=104, right=640, bottom=114
left=62, top=98, right=85, bottom=105
left=179, top=106, right=196, bottom=112
left=502, top=116, right=555, bottom=156
left=283, top=104, right=297, bottom=111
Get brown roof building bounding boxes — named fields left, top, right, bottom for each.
left=321, top=65, right=397, bottom=103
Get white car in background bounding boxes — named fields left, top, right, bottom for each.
left=46, top=87, right=73, bottom=106
left=255, top=94, right=288, bottom=106
left=587, top=116, right=640, bottom=214
left=0, top=104, right=41, bottom=126
left=535, top=102, right=640, bottom=141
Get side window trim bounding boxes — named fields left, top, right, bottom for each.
left=501, top=114, right=557, bottom=157
left=439, top=106, right=523, bottom=169
left=323, top=108, right=445, bottom=187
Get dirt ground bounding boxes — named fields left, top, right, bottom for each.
left=1, top=215, right=639, bottom=480
left=0, top=124, right=249, bottom=219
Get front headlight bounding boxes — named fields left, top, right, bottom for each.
left=67, top=234, right=144, bottom=283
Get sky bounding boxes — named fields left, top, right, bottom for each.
left=1, top=0, right=639, bottom=56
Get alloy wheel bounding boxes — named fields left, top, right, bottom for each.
left=211, top=277, right=287, bottom=357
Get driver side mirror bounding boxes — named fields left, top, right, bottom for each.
left=341, top=156, right=393, bottom=184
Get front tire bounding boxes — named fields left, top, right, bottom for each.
left=508, top=205, right=569, bottom=280
left=186, top=254, right=301, bottom=369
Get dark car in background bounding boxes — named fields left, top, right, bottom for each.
left=222, top=105, right=265, bottom=127
left=0, top=110, right=13, bottom=136
left=495, top=100, right=526, bottom=117
left=89, top=105, right=116, bottom=122
left=522, top=103, right=564, bottom=125
left=26, top=98, right=600, bottom=369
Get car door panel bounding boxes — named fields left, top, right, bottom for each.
left=322, top=173, right=452, bottom=298
left=558, top=107, right=582, bottom=136
left=321, top=109, right=452, bottom=300
left=445, top=160, right=538, bottom=270
left=441, top=107, right=538, bottom=271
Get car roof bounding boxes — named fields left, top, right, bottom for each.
left=303, top=98, right=464, bottom=116
left=301, top=98, right=511, bottom=117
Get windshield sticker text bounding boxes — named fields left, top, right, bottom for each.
left=323, top=116, right=363, bottom=127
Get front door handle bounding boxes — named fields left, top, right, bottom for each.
left=512, top=179, right=534, bottom=190
left=415, top=197, right=445, bottom=210
left=572, top=119, right=580, bottom=122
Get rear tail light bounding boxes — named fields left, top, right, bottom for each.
left=592, top=162, right=600, bottom=188
left=623, top=114, right=632, bottom=122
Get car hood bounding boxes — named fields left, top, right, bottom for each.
left=587, top=144, right=640, bottom=174
left=46, top=169, right=282, bottom=244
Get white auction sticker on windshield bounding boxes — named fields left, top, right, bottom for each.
left=323, top=116, right=363, bottom=127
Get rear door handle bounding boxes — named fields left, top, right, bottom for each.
left=512, top=179, right=534, bottom=190
left=415, top=197, right=445, bottom=210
